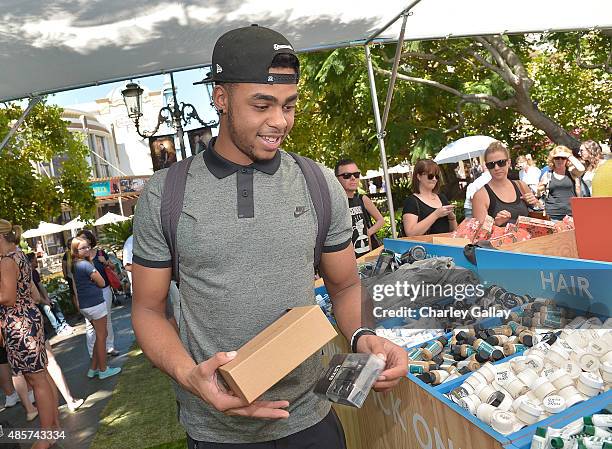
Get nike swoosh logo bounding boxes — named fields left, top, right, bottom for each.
left=294, top=207, right=309, bottom=218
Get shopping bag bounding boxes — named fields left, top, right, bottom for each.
left=104, top=265, right=122, bottom=290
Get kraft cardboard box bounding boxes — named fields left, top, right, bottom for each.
left=218, top=305, right=338, bottom=403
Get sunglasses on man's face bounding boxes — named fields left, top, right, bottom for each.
left=553, top=156, right=568, bottom=161
left=485, top=159, right=508, bottom=170
left=338, top=172, right=360, bottom=180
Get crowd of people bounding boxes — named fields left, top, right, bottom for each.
left=0, top=220, right=130, bottom=448
left=338, top=139, right=606, bottom=248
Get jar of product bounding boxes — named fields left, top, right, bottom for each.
left=531, top=377, right=557, bottom=401
left=601, top=361, right=612, bottom=383
left=546, top=345, right=570, bottom=368
left=541, top=394, right=566, bottom=414
left=579, top=353, right=600, bottom=372
left=477, top=385, right=498, bottom=403
left=459, top=394, right=481, bottom=414
left=516, top=399, right=543, bottom=425
left=495, top=366, right=516, bottom=387
left=576, top=372, right=604, bottom=397
left=476, top=403, right=496, bottom=425
left=558, top=385, right=586, bottom=408
left=490, top=410, right=522, bottom=435
left=449, top=386, right=473, bottom=403
left=505, top=378, right=528, bottom=399
left=465, top=372, right=487, bottom=390
left=511, top=394, right=530, bottom=412
left=548, top=369, right=575, bottom=390
left=587, top=340, right=609, bottom=357
left=510, top=356, right=530, bottom=372
left=525, top=354, right=545, bottom=372
left=563, top=361, right=582, bottom=379
left=487, top=390, right=513, bottom=411
left=479, top=362, right=497, bottom=382
left=564, top=331, right=588, bottom=350
left=516, top=368, right=539, bottom=387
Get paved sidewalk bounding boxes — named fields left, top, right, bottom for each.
left=0, top=300, right=135, bottom=449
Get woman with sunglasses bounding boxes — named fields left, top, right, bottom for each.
left=472, top=142, right=539, bottom=226
left=335, top=159, right=384, bottom=257
left=71, top=237, right=121, bottom=380
left=537, top=146, right=585, bottom=220
left=402, top=159, right=457, bottom=236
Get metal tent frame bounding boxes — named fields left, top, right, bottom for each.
left=363, top=0, right=421, bottom=237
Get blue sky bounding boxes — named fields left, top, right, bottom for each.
left=47, top=66, right=219, bottom=125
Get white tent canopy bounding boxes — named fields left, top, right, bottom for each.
left=1, top=0, right=609, bottom=102
left=94, top=212, right=130, bottom=227
left=434, top=136, right=498, bottom=165
left=22, top=221, right=65, bottom=239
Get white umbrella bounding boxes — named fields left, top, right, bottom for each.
left=62, top=216, right=87, bottom=231
left=388, top=162, right=411, bottom=174
left=362, top=169, right=383, bottom=180
left=94, top=212, right=130, bottom=226
left=22, top=221, right=65, bottom=238
left=434, top=136, right=498, bottom=165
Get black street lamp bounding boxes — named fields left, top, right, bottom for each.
left=121, top=72, right=217, bottom=159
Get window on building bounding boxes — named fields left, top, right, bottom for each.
left=91, top=134, right=111, bottom=178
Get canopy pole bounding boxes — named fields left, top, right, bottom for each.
left=365, top=45, right=397, bottom=238
left=0, top=97, right=42, bottom=154
left=365, top=0, right=422, bottom=44
left=381, top=12, right=409, bottom=132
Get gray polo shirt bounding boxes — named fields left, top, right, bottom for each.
left=133, top=140, right=352, bottom=443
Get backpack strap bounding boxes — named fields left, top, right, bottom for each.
left=160, top=157, right=195, bottom=284
left=288, top=152, right=332, bottom=270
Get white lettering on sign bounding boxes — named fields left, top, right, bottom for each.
left=413, top=413, right=460, bottom=449
left=540, top=272, right=593, bottom=300
left=373, top=391, right=407, bottom=433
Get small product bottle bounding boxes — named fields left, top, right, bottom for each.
left=422, top=337, right=449, bottom=361
left=472, top=338, right=496, bottom=357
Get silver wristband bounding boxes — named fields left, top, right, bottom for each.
left=350, top=327, right=376, bottom=353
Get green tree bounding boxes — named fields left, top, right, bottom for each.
left=0, top=102, right=96, bottom=229
left=285, top=30, right=610, bottom=169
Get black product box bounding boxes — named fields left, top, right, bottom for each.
left=314, top=353, right=385, bottom=408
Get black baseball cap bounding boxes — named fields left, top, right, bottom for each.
left=194, top=24, right=299, bottom=86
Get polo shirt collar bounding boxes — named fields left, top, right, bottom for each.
left=203, top=137, right=281, bottom=179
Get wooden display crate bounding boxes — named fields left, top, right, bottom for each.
left=498, top=230, right=579, bottom=259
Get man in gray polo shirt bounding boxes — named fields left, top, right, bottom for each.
left=132, top=25, right=408, bottom=448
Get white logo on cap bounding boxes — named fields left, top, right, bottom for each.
left=267, top=75, right=274, bottom=82
left=273, top=44, right=293, bottom=51
left=216, top=64, right=223, bottom=74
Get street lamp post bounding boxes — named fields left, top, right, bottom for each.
left=121, top=72, right=217, bottom=159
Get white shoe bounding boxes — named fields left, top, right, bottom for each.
left=67, top=398, right=84, bottom=412
left=4, top=391, right=19, bottom=407
left=28, top=390, right=35, bottom=404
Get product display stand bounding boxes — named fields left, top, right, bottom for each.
left=316, top=235, right=611, bottom=449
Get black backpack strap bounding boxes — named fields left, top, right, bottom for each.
left=288, top=152, right=332, bottom=270
left=160, top=157, right=194, bottom=284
